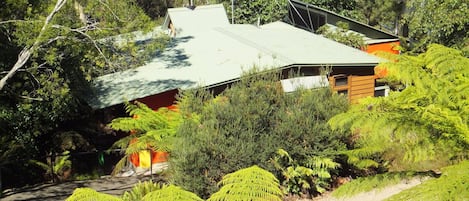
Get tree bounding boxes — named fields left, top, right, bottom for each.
left=170, top=69, right=348, bottom=198
left=0, top=0, right=166, bottom=188
left=317, top=21, right=366, bottom=49
left=221, top=0, right=288, bottom=24
left=303, top=0, right=403, bottom=33
left=329, top=44, right=469, bottom=172
left=403, top=0, right=469, bottom=53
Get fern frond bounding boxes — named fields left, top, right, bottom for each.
left=65, top=188, right=123, bottom=201
left=142, top=185, right=203, bottom=201
left=111, top=155, right=128, bottom=176
left=208, top=165, right=282, bottom=201
left=122, top=181, right=165, bottom=201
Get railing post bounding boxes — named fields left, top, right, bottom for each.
left=149, top=148, right=153, bottom=181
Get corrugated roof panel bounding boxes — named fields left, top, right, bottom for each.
left=88, top=14, right=382, bottom=109
left=167, top=4, right=229, bottom=36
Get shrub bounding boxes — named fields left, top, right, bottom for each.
left=170, top=69, right=348, bottom=198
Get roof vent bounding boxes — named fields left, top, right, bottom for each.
left=188, top=0, right=195, bottom=10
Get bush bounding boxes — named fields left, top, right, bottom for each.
left=170, top=69, right=348, bottom=198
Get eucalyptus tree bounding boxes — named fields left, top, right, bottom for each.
left=0, top=0, right=166, bottom=187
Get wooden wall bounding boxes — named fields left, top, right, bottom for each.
left=329, top=75, right=376, bottom=103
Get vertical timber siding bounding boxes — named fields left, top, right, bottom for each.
left=329, top=75, right=376, bottom=103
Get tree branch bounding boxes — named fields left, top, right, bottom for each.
left=0, top=19, right=40, bottom=25
left=98, top=0, right=127, bottom=22
left=51, top=23, right=114, bottom=68
left=0, top=0, right=68, bottom=91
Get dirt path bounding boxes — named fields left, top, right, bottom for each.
left=1, top=176, right=151, bottom=201
left=313, top=177, right=427, bottom=201
left=2, top=176, right=427, bottom=201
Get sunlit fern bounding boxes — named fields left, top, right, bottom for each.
left=207, top=165, right=283, bottom=201
left=141, top=185, right=203, bottom=201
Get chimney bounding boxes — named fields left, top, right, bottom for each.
left=188, top=0, right=195, bottom=10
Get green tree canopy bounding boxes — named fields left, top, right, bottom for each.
left=171, top=69, right=348, bottom=198
left=403, top=0, right=469, bottom=53
left=221, top=0, right=287, bottom=24
left=0, top=0, right=166, bottom=188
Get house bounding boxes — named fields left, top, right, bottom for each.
left=287, top=0, right=400, bottom=55
left=286, top=0, right=399, bottom=98
left=86, top=4, right=384, bottom=111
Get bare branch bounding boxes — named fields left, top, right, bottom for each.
left=0, top=0, right=68, bottom=91
left=0, top=19, right=40, bottom=25
left=98, top=0, right=127, bottom=22
left=51, top=23, right=114, bottom=68
left=18, top=95, right=44, bottom=101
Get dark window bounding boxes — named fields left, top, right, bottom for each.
left=338, top=90, right=348, bottom=96
left=289, top=5, right=326, bottom=31
left=334, top=75, right=348, bottom=86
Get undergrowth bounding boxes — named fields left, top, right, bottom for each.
left=385, top=160, right=469, bottom=201
left=331, top=172, right=428, bottom=198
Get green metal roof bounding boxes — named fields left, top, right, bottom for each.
left=87, top=5, right=381, bottom=110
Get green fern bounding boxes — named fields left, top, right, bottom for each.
left=386, top=160, right=469, bottom=201
left=329, top=44, right=469, bottom=171
left=66, top=188, right=123, bottom=201
left=108, top=102, right=181, bottom=174
left=207, top=165, right=283, bottom=201
left=272, top=149, right=339, bottom=195
left=142, top=185, right=204, bottom=201
left=122, top=181, right=165, bottom=201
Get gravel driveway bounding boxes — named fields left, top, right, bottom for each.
left=1, top=176, right=151, bottom=201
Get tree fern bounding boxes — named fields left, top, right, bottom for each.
left=66, top=188, right=123, bottom=201
left=329, top=44, right=469, bottom=171
left=207, top=165, right=283, bottom=201
left=142, top=185, right=204, bottom=201
left=272, top=149, right=340, bottom=195
left=122, top=181, right=166, bottom=201
left=108, top=102, right=181, bottom=173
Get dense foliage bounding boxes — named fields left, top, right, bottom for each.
left=403, top=0, right=469, bottom=53
left=170, top=69, right=348, bottom=198
left=221, top=0, right=287, bottom=24
left=316, top=21, right=366, bottom=49
left=329, top=44, right=469, bottom=172
left=0, top=0, right=167, bottom=188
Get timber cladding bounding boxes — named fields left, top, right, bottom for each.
left=329, top=75, right=376, bottom=103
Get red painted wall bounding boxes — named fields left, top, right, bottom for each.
left=136, top=89, right=179, bottom=110
left=366, top=41, right=400, bottom=55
